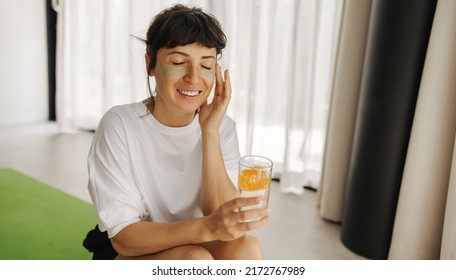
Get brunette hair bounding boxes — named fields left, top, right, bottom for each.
left=146, top=4, right=226, bottom=72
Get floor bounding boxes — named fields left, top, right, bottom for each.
left=0, top=122, right=364, bottom=260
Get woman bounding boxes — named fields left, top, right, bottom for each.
left=83, top=4, right=270, bottom=260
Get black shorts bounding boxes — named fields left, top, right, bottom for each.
left=83, top=225, right=118, bottom=260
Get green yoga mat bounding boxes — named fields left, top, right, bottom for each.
left=0, top=168, right=96, bottom=260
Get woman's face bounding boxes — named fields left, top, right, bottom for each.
left=149, top=43, right=217, bottom=126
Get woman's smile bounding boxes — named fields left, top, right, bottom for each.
left=177, top=89, right=201, bottom=98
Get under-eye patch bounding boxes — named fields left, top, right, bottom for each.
left=159, top=62, right=215, bottom=82
left=158, top=62, right=186, bottom=78
left=201, top=68, right=215, bottom=81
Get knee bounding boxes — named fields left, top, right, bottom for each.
left=235, top=235, right=264, bottom=259
left=183, top=245, right=214, bottom=260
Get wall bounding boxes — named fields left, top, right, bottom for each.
left=0, top=0, right=48, bottom=126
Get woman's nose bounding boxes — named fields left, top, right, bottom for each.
left=183, top=65, right=200, bottom=84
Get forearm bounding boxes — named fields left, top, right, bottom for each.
left=201, top=130, right=237, bottom=215
left=111, top=218, right=213, bottom=257
left=112, top=196, right=270, bottom=257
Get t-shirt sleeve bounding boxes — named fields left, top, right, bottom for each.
left=220, top=116, right=241, bottom=188
left=87, top=109, right=143, bottom=238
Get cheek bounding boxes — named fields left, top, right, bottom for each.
left=158, top=63, right=186, bottom=79
left=201, top=68, right=215, bottom=84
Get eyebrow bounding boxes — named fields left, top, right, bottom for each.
left=166, top=51, right=216, bottom=60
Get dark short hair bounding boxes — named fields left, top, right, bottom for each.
left=146, top=4, right=227, bottom=72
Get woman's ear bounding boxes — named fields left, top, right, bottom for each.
left=145, top=54, right=155, bottom=77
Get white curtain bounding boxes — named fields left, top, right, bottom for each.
left=54, top=0, right=342, bottom=193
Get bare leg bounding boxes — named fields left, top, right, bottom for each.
left=115, top=235, right=263, bottom=260
left=115, top=245, right=214, bottom=260
left=202, top=235, right=264, bottom=260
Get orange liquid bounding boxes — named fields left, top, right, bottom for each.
left=238, top=168, right=271, bottom=191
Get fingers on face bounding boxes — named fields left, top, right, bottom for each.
left=215, top=63, right=221, bottom=77
left=224, top=69, right=231, bottom=100
left=215, top=64, right=231, bottom=99
left=215, top=64, right=223, bottom=93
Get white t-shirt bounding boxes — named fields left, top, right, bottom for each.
left=87, top=102, right=240, bottom=238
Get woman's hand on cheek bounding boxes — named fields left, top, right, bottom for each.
left=199, top=64, right=231, bottom=134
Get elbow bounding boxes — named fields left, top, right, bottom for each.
left=110, top=227, right=143, bottom=257
left=110, top=236, right=134, bottom=257
left=201, top=206, right=214, bottom=216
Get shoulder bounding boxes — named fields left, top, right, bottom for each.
left=219, top=114, right=238, bottom=142
left=94, top=102, right=146, bottom=141
left=220, top=114, right=237, bottom=131
left=103, top=103, right=143, bottom=120
left=98, top=103, right=144, bottom=128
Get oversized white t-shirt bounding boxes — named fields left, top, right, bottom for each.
left=87, top=102, right=240, bottom=238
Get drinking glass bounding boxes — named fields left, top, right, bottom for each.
left=238, top=155, right=273, bottom=212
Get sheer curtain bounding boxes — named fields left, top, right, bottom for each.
left=54, top=0, right=342, bottom=193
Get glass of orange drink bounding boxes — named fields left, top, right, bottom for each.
left=238, top=155, right=273, bottom=213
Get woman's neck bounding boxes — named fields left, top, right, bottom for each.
left=148, top=99, right=196, bottom=127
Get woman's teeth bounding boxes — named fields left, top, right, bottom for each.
left=178, top=89, right=200, bottom=97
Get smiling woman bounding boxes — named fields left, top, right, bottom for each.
left=82, top=4, right=269, bottom=260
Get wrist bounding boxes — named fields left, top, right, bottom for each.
left=201, top=129, right=220, bottom=139
left=200, top=215, right=216, bottom=242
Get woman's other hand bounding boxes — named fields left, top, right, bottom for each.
left=204, top=197, right=270, bottom=241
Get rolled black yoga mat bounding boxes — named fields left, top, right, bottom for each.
left=340, top=0, right=437, bottom=259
